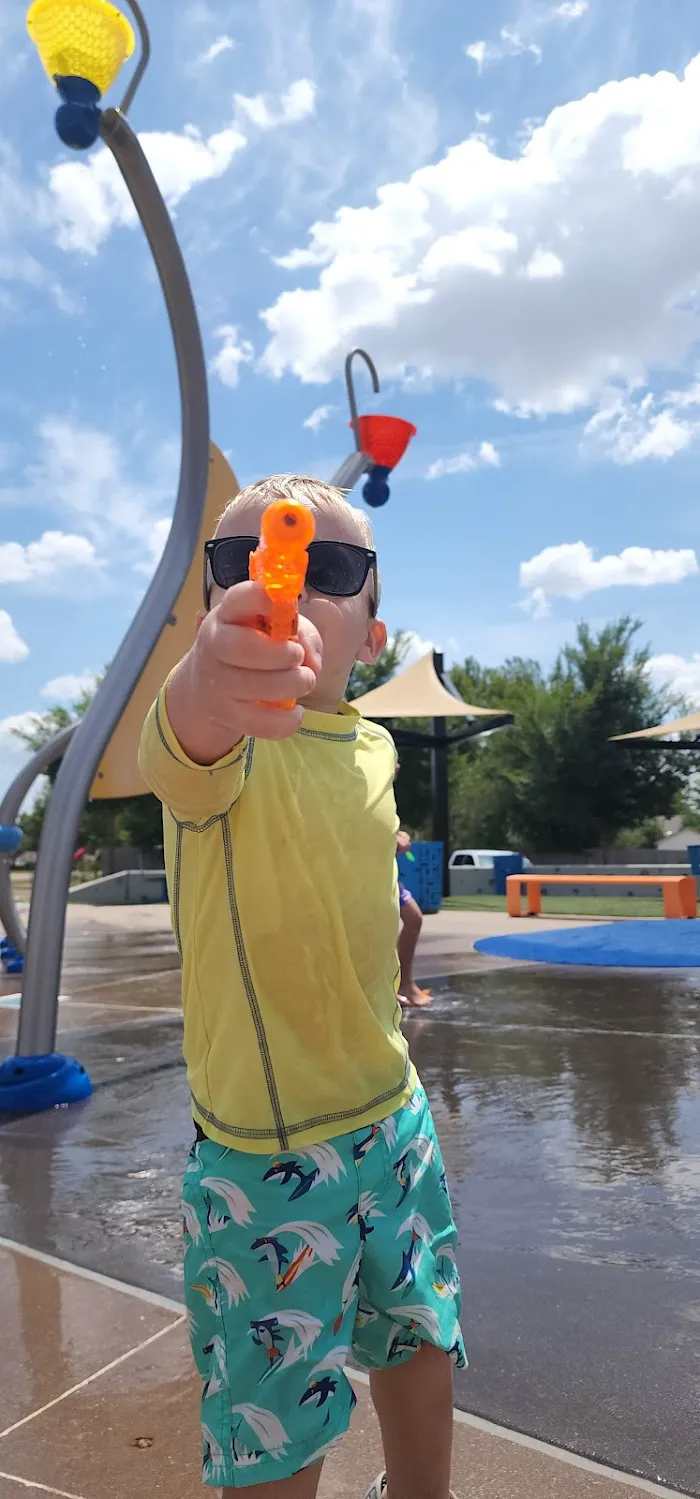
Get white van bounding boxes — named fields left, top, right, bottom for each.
left=449, top=849, right=533, bottom=870
left=448, top=849, right=532, bottom=896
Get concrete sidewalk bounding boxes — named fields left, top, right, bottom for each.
left=0, top=1240, right=682, bottom=1499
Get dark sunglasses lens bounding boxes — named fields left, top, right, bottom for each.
left=307, top=543, right=369, bottom=597
left=211, top=538, right=256, bottom=588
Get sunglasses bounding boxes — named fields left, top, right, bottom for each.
left=203, top=535, right=377, bottom=611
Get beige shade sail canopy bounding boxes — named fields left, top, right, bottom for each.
left=614, top=709, right=700, bottom=742
left=90, top=443, right=239, bottom=799
left=353, top=650, right=505, bottom=719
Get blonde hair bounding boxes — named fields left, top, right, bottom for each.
left=217, top=473, right=380, bottom=607
left=218, top=474, right=375, bottom=546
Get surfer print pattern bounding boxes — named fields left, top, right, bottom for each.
left=182, top=1082, right=466, bottom=1487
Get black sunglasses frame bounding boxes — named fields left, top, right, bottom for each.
left=203, top=535, right=378, bottom=612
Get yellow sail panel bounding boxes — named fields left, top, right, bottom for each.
left=90, top=444, right=239, bottom=799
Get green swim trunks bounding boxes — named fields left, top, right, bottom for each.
left=182, top=1080, right=466, bottom=1488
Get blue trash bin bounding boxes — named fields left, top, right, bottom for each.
left=397, top=842, right=444, bottom=914
left=493, top=853, right=524, bottom=897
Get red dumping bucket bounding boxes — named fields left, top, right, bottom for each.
left=355, top=414, right=417, bottom=470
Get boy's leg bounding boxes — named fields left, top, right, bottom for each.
left=398, top=895, right=431, bottom=1006
left=351, top=1083, right=467, bottom=1498
left=370, top=1343, right=454, bottom=1499
left=223, top=1461, right=324, bottom=1499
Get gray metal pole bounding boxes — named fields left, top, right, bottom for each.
left=16, top=108, right=209, bottom=1057
left=330, top=451, right=372, bottom=490
left=0, top=726, right=76, bottom=955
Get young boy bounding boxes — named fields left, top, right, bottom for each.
left=138, top=475, right=465, bottom=1499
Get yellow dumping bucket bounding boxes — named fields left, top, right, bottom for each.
left=26, top=0, right=134, bottom=97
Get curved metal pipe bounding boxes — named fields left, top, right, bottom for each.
left=16, top=108, right=209, bottom=1057
left=0, top=726, right=76, bottom=956
left=345, top=349, right=379, bottom=451
left=119, top=0, right=151, bottom=116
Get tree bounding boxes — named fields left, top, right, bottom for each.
left=449, top=620, right=688, bottom=854
left=12, top=676, right=163, bottom=857
left=346, top=629, right=414, bottom=700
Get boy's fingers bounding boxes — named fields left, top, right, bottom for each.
left=214, top=580, right=277, bottom=625
left=297, top=615, right=323, bottom=673
left=209, top=622, right=305, bottom=672
left=216, top=665, right=316, bottom=703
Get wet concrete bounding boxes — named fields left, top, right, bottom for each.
left=2, top=926, right=700, bottom=1491
left=0, top=1246, right=665, bottom=1499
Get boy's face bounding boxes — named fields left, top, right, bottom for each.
left=208, top=498, right=387, bottom=710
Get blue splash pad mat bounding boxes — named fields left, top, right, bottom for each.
left=474, top=919, right=700, bottom=967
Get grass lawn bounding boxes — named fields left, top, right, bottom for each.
left=443, top=893, right=667, bottom=919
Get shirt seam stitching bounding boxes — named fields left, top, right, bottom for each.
left=191, top=1060, right=412, bottom=1141
left=219, top=812, right=289, bottom=1150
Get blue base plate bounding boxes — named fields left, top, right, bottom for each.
left=475, top=919, right=700, bottom=968
left=0, top=1053, right=93, bottom=1112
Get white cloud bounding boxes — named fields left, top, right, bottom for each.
left=0, top=712, right=41, bottom=743
left=15, top=418, right=175, bottom=547
left=520, top=541, right=699, bottom=611
left=41, top=671, right=98, bottom=703
left=466, top=0, right=587, bottom=72
left=235, top=79, right=316, bottom=132
left=585, top=383, right=700, bottom=463
left=0, top=531, right=99, bottom=586
left=523, top=247, right=564, bottom=280
left=425, top=440, right=500, bottom=479
left=396, top=630, right=435, bottom=665
left=49, top=125, right=246, bottom=255
left=465, top=41, right=487, bottom=72
left=304, top=404, right=335, bottom=431
left=261, top=53, right=700, bottom=417
left=647, top=653, right=700, bottom=704
left=0, top=612, right=29, bottom=664
left=479, top=440, right=500, bottom=467
left=210, top=325, right=254, bottom=389
left=0, top=710, right=45, bottom=812
left=500, top=27, right=542, bottom=61
left=46, top=74, right=314, bottom=258
left=553, top=0, right=588, bottom=16
left=196, top=34, right=235, bottom=65
left=466, top=29, right=541, bottom=71
left=521, top=587, right=551, bottom=620
left=281, top=80, right=317, bottom=123
left=135, top=516, right=172, bottom=576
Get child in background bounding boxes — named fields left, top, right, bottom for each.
left=397, top=828, right=432, bottom=1008
left=139, top=475, right=465, bottom=1499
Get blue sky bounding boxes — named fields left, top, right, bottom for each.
left=3, top=0, right=700, bottom=792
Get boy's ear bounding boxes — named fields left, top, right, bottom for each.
left=356, top=617, right=387, bottom=665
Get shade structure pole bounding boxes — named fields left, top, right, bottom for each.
left=431, top=653, right=450, bottom=897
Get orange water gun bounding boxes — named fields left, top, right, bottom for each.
left=249, top=498, right=316, bottom=708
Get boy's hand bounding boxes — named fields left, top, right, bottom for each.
left=397, top=830, right=412, bottom=854
left=166, top=581, right=322, bottom=765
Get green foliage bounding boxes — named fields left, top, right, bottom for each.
left=13, top=673, right=163, bottom=856
left=15, top=618, right=689, bottom=860
left=346, top=629, right=414, bottom=700
left=355, top=618, right=690, bottom=854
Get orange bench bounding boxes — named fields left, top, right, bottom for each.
left=506, top=873, right=697, bottom=920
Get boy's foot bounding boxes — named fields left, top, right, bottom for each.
left=364, top=1474, right=457, bottom=1499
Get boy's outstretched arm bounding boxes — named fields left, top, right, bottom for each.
left=138, top=579, right=321, bottom=822
left=167, top=579, right=321, bottom=765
